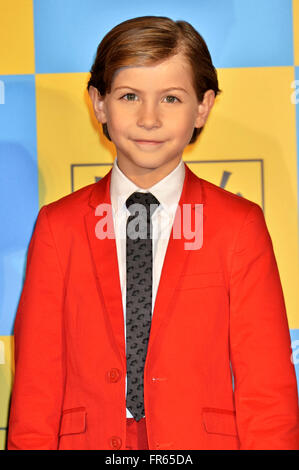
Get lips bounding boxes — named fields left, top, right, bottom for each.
left=134, top=140, right=164, bottom=144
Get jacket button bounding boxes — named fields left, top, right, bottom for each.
left=107, top=368, right=122, bottom=383
left=110, top=436, right=122, bottom=449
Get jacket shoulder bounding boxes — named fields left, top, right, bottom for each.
left=40, top=177, right=106, bottom=222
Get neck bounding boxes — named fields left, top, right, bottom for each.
left=116, top=156, right=182, bottom=189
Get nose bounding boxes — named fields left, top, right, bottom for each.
left=136, top=102, right=161, bottom=130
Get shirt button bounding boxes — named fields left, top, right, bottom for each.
left=110, top=436, right=122, bottom=449
left=107, top=368, right=122, bottom=383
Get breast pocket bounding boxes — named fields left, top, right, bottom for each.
left=177, top=272, right=226, bottom=291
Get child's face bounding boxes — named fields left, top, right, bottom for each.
left=89, top=52, right=214, bottom=186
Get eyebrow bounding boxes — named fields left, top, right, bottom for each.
left=113, top=86, right=188, bottom=94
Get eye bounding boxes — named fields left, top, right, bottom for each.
left=121, top=93, right=138, bottom=101
left=164, top=95, right=180, bottom=103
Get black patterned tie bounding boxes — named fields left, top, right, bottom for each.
left=125, top=191, right=160, bottom=421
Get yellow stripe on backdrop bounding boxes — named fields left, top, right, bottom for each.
left=0, top=0, right=35, bottom=74
left=0, top=336, right=14, bottom=446
left=293, top=0, right=299, bottom=66
left=35, top=72, right=115, bottom=205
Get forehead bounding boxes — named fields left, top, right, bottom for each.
left=111, top=53, right=194, bottom=89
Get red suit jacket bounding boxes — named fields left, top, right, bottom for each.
left=7, top=163, right=299, bottom=450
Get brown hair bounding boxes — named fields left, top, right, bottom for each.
left=87, top=16, right=221, bottom=144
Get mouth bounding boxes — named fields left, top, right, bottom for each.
left=133, top=139, right=164, bottom=146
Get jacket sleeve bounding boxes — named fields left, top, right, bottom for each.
left=229, top=203, right=299, bottom=450
left=7, top=205, right=65, bottom=450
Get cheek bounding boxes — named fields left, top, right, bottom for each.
left=168, top=110, right=195, bottom=134
left=106, top=109, right=127, bottom=135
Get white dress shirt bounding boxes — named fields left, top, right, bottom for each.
left=110, top=157, right=185, bottom=418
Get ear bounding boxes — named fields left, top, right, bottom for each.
left=88, top=85, right=108, bottom=123
left=194, top=89, right=215, bottom=128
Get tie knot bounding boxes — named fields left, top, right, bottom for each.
left=126, top=191, right=160, bottom=217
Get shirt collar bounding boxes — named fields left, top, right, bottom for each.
left=110, top=157, right=185, bottom=216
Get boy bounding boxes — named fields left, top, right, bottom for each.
left=7, top=16, right=299, bottom=450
